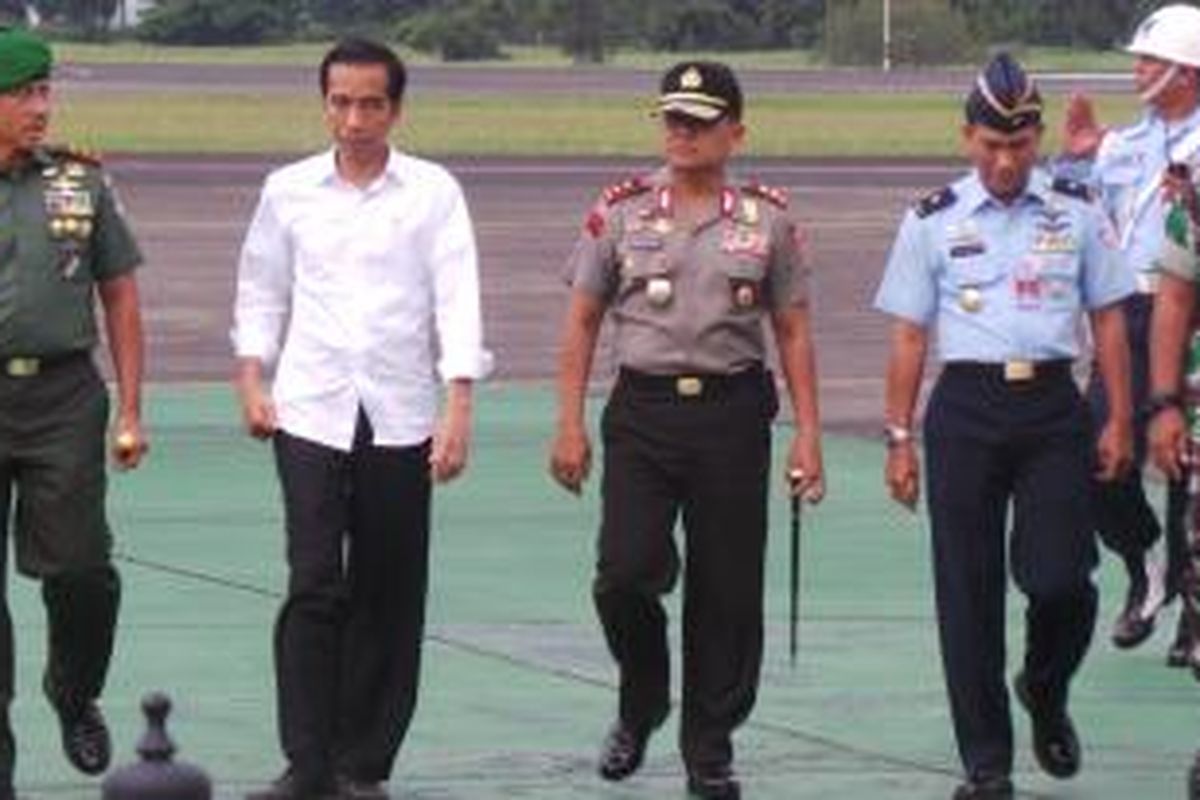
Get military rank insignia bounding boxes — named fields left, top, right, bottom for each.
left=42, top=159, right=94, bottom=280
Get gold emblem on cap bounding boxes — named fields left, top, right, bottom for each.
left=680, top=66, right=703, bottom=90
left=735, top=283, right=756, bottom=308
left=959, top=286, right=983, bottom=313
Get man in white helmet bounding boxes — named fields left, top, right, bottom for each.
left=1060, top=3, right=1200, bottom=660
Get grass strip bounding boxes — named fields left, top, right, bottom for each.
left=53, top=89, right=1142, bottom=157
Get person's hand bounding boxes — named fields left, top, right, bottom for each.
left=1150, top=406, right=1189, bottom=481
left=238, top=383, right=276, bottom=440
left=549, top=424, right=591, bottom=495
left=786, top=428, right=825, bottom=504
left=111, top=415, right=147, bottom=470
left=1095, top=417, right=1134, bottom=482
left=1062, top=93, right=1106, bottom=159
left=885, top=442, right=920, bottom=511
left=430, top=410, right=470, bottom=484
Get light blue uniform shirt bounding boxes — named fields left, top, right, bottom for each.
left=874, top=168, right=1134, bottom=363
left=1056, top=106, right=1200, bottom=279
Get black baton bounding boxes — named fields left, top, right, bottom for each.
left=789, top=489, right=802, bottom=667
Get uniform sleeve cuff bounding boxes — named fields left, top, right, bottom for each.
left=438, top=349, right=494, bottom=383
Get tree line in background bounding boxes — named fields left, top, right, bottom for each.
left=0, top=0, right=1182, bottom=63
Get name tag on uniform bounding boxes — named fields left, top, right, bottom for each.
left=949, top=242, right=986, bottom=258
left=626, top=231, right=664, bottom=251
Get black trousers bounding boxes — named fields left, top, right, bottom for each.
left=271, top=411, right=431, bottom=784
left=924, top=364, right=1098, bottom=781
left=595, top=368, right=775, bottom=771
left=1087, top=294, right=1188, bottom=577
left=0, top=355, right=119, bottom=780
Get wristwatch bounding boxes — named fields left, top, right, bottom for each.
left=1146, top=391, right=1184, bottom=419
left=884, top=424, right=914, bottom=448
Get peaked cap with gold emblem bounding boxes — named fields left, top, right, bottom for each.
left=964, top=52, right=1042, bottom=133
left=656, top=60, right=743, bottom=122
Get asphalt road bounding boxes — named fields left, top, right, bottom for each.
left=111, top=154, right=958, bottom=432
left=56, top=61, right=1133, bottom=96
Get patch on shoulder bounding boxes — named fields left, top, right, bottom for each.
left=602, top=175, right=651, bottom=206
left=1050, top=177, right=1093, bottom=202
left=914, top=186, right=957, bottom=218
left=45, top=143, right=102, bottom=168
left=742, top=181, right=789, bottom=209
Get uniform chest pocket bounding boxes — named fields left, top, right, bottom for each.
left=616, top=240, right=675, bottom=307
left=947, top=256, right=1005, bottom=290
left=721, top=260, right=767, bottom=312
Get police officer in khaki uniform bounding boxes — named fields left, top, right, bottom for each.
left=550, top=61, right=823, bottom=800
left=0, top=28, right=146, bottom=796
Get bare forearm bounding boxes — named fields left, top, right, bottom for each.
left=1092, top=305, right=1133, bottom=422
left=99, top=275, right=144, bottom=419
left=1151, top=275, right=1196, bottom=396
left=556, top=292, right=604, bottom=431
left=771, top=306, right=821, bottom=432
left=885, top=321, right=928, bottom=427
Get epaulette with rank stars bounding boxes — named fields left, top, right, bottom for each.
left=742, top=181, right=789, bottom=209
left=914, top=186, right=957, bottom=218
left=44, top=143, right=102, bottom=168
left=1051, top=177, right=1093, bottom=202
left=602, top=175, right=651, bottom=206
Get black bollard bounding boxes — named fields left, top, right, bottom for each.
left=101, top=692, right=211, bottom=800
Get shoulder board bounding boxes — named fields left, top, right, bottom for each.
left=914, top=186, right=957, bottom=218
left=44, top=144, right=102, bottom=168
left=601, top=175, right=650, bottom=206
left=742, top=181, right=788, bottom=209
left=1051, top=177, right=1092, bottom=202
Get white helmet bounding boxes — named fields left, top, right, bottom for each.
left=1127, top=4, right=1200, bottom=68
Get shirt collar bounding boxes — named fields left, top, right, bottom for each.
left=961, top=167, right=1050, bottom=214
left=316, top=146, right=405, bottom=189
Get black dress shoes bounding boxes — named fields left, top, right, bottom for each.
left=53, top=700, right=111, bottom=776
left=245, top=769, right=337, bottom=800
left=335, top=776, right=388, bottom=800
left=1015, top=672, right=1081, bottom=779
left=686, top=763, right=741, bottom=800
left=951, top=776, right=1013, bottom=799
left=598, top=721, right=653, bottom=781
left=1111, top=555, right=1165, bottom=649
left=1167, top=613, right=1195, bottom=668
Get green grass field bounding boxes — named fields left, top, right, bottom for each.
left=53, top=88, right=1142, bottom=157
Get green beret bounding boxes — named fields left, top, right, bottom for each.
left=0, top=28, right=51, bottom=95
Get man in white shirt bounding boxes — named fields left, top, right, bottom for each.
left=233, top=38, right=491, bottom=799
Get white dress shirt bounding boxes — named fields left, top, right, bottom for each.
left=232, top=148, right=492, bottom=451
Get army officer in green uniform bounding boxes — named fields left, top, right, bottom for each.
left=550, top=61, right=824, bottom=800
left=0, top=28, right=146, bottom=795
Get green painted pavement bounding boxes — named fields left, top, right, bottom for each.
left=3, top=384, right=1197, bottom=798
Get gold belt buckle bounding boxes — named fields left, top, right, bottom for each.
left=1003, top=360, right=1034, bottom=382
left=4, top=357, right=39, bottom=378
left=675, top=376, right=703, bottom=397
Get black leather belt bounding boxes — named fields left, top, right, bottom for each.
left=943, top=359, right=1072, bottom=384
left=617, top=365, right=765, bottom=400
left=0, top=351, right=88, bottom=379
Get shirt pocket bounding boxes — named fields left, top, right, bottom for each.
left=720, top=259, right=767, bottom=313
left=1031, top=252, right=1081, bottom=307
left=616, top=235, right=673, bottom=301
left=945, top=256, right=1005, bottom=311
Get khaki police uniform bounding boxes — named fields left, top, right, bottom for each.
left=0, top=146, right=141, bottom=770
left=567, top=166, right=807, bottom=771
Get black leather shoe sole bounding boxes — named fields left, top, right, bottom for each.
left=686, top=769, right=741, bottom=800
left=951, top=776, right=1013, bottom=799
left=598, top=722, right=652, bottom=781
left=1112, top=613, right=1155, bottom=649
left=1015, top=674, right=1080, bottom=779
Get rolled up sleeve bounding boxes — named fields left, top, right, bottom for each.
left=231, top=182, right=293, bottom=366
left=431, top=179, right=493, bottom=382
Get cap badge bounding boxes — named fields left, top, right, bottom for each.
left=680, top=67, right=703, bottom=90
